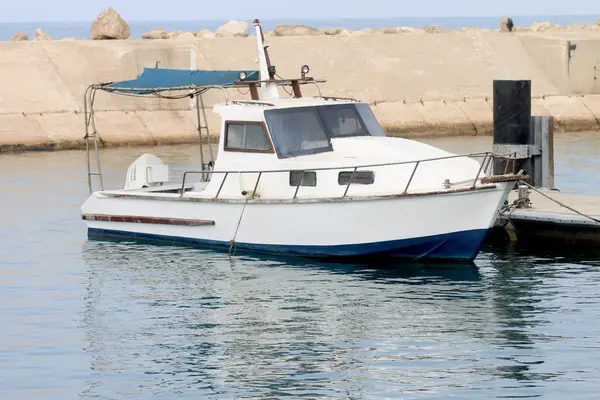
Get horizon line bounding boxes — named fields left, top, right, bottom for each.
left=0, top=13, right=598, bottom=25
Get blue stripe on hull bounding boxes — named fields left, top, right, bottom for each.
left=87, top=228, right=490, bottom=261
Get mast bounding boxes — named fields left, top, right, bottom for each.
left=253, top=19, right=279, bottom=100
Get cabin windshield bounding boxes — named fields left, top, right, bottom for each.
left=264, top=104, right=384, bottom=158
left=264, top=107, right=332, bottom=158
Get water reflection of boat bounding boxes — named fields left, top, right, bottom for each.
left=83, top=238, right=483, bottom=282
left=80, top=19, right=520, bottom=262
left=80, top=240, right=566, bottom=397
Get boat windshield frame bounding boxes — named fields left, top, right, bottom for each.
left=264, top=103, right=384, bottom=159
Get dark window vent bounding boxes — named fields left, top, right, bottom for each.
left=289, top=171, right=317, bottom=187
left=338, top=171, right=375, bottom=185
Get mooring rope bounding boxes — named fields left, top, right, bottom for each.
left=516, top=180, right=600, bottom=225
left=228, top=197, right=250, bottom=256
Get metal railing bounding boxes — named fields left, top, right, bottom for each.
left=178, top=151, right=509, bottom=200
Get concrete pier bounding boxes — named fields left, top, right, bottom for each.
left=1, top=28, right=600, bottom=152
left=499, top=189, right=600, bottom=245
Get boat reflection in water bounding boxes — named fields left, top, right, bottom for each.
left=78, top=239, right=569, bottom=399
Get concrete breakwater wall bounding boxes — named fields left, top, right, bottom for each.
left=1, top=31, right=600, bottom=152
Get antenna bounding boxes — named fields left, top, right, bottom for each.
left=253, top=19, right=279, bottom=100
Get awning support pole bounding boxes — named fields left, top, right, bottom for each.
left=199, top=93, right=214, bottom=163
left=84, top=86, right=92, bottom=194
left=195, top=94, right=206, bottom=181
left=84, top=86, right=104, bottom=194
left=91, top=89, right=104, bottom=191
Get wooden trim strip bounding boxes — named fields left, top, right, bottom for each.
left=82, top=214, right=215, bottom=226
left=481, top=174, right=528, bottom=184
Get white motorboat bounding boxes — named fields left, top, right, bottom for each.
left=80, top=19, right=520, bottom=261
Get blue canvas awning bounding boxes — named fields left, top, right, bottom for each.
left=100, top=68, right=261, bottom=94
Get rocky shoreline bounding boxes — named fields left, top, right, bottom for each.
left=6, top=8, right=600, bottom=42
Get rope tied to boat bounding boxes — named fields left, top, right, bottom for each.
left=501, top=180, right=600, bottom=225
left=229, top=197, right=250, bottom=256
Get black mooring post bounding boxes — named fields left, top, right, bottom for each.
left=492, top=80, right=533, bottom=183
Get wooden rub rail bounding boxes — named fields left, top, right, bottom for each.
left=481, top=174, right=525, bottom=184
left=82, top=214, right=215, bottom=226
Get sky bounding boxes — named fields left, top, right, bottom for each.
left=1, top=0, right=600, bottom=22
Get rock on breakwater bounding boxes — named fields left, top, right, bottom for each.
left=91, top=8, right=131, bottom=40
left=1, top=31, right=600, bottom=152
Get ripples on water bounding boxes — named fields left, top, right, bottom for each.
left=73, top=243, right=600, bottom=399
left=1, top=134, right=600, bottom=399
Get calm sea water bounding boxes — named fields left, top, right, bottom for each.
left=1, top=133, right=600, bottom=399
left=1, top=15, right=599, bottom=41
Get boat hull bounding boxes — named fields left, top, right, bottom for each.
left=81, top=183, right=512, bottom=261
left=88, top=226, right=490, bottom=261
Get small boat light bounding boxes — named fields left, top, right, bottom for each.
left=238, top=71, right=248, bottom=81
left=301, top=64, right=310, bottom=78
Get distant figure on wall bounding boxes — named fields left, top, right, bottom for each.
left=500, top=17, right=515, bottom=32
left=506, top=18, right=514, bottom=32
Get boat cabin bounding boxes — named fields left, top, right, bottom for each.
left=217, top=98, right=383, bottom=158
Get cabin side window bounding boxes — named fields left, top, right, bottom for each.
left=354, top=103, right=385, bottom=137
left=338, top=171, right=375, bottom=185
left=224, top=122, right=273, bottom=152
left=318, top=104, right=369, bottom=138
left=289, top=171, right=317, bottom=187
